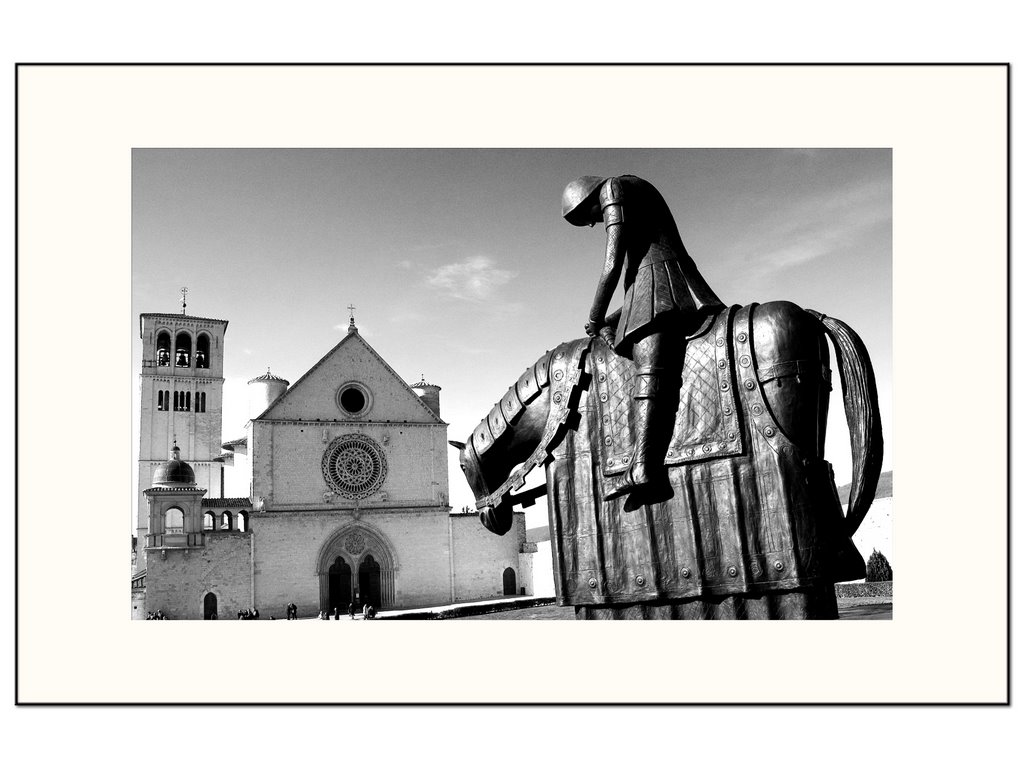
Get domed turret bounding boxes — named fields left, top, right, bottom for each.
left=411, top=375, right=441, bottom=419
left=152, top=442, right=196, bottom=487
left=248, top=367, right=289, bottom=420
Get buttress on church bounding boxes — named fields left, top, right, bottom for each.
left=132, top=310, right=533, bottom=620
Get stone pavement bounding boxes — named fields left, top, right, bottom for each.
left=316, top=595, right=892, bottom=621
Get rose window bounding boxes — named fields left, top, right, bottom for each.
left=322, top=434, right=388, bottom=499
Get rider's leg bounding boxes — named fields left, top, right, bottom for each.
left=604, top=329, right=669, bottom=500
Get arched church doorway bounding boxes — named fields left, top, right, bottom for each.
left=503, top=567, right=517, bottom=595
left=328, top=557, right=353, bottom=613
left=358, top=554, right=382, bottom=608
left=203, top=592, right=218, bottom=620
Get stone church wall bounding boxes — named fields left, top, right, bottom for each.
left=251, top=509, right=453, bottom=618
left=144, top=532, right=252, bottom=620
left=450, top=512, right=530, bottom=602
left=250, top=422, right=449, bottom=509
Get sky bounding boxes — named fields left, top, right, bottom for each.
left=132, top=149, right=892, bottom=529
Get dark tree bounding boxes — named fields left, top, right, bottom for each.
left=866, top=549, right=893, bottom=582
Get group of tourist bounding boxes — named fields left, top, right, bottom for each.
left=285, top=602, right=298, bottom=620
left=237, top=608, right=260, bottom=620
left=315, top=603, right=377, bottom=620
left=145, top=610, right=168, bottom=620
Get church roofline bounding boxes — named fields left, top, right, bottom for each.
left=251, top=330, right=444, bottom=425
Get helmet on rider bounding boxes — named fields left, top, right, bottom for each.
left=561, top=176, right=607, bottom=226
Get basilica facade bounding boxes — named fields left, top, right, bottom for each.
left=132, top=311, right=531, bottom=619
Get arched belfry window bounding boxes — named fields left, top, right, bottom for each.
left=165, top=507, right=184, bottom=534
left=157, top=390, right=166, bottom=411
left=203, top=512, right=215, bottom=530
left=196, top=334, right=211, bottom=369
left=156, top=331, right=171, bottom=367
left=237, top=511, right=249, bottom=532
left=175, top=332, right=192, bottom=367
left=220, top=511, right=233, bottom=531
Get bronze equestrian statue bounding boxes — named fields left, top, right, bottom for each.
left=452, top=175, right=883, bottom=620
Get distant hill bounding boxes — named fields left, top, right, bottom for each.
left=836, top=470, right=892, bottom=501
left=527, top=526, right=550, bottom=544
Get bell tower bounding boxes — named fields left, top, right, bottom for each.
left=137, top=299, right=228, bottom=560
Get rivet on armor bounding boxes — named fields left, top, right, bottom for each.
left=764, top=426, right=775, bottom=437
left=607, top=458, right=614, bottom=466
left=723, top=407, right=732, bottom=415
left=556, top=351, right=564, bottom=359
left=715, top=338, right=725, bottom=347
left=604, top=436, right=612, bottom=446
left=728, top=431, right=736, bottom=440
left=774, top=560, right=784, bottom=572
left=598, top=373, right=606, bottom=382
left=737, top=332, right=748, bottom=343
left=717, top=360, right=727, bottom=369
left=740, top=355, right=751, bottom=367
left=718, top=443, right=726, bottom=450
left=681, top=568, right=692, bottom=578
left=752, top=404, right=763, bottom=415
left=635, top=575, right=646, bottom=586
left=687, top=448, right=694, bottom=456
left=554, top=370, right=563, bottom=380
left=599, top=392, right=608, bottom=402
left=666, top=449, right=674, bottom=457
left=727, top=566, right=738, bottom=577
left=621, top=457, right=629, bottom=464
left=603, top=415, right=610, bottom=424
left=702, top=444, right=712, bottom=453
left=596, top=355, right=604, bottom=363
left=744, top=380, right=755, bottom=390
left=553, top=393, right=563, bottom=403
left=588, top=577, right=598, bottom=588
left=720, top=381, right=729, bottom=391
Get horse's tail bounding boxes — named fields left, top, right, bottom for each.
left=809, top=310, right=883, bottom=536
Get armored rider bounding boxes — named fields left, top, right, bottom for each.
left=562, top=175, right=724, bottom=500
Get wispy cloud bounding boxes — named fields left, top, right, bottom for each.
left=737, top=179, right=890, bottom=277
left=426, top=256, right=516, bottom=303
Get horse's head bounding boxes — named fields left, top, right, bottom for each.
left=448, top=438, right=515, bottom=535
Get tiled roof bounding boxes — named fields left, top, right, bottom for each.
left=201, top=497, right=252, bottom=507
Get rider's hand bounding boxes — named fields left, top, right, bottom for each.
left=584, top=319, right=601, bottom=338
left=599, top=326, right=616, bottom=347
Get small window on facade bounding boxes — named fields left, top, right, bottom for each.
left=175, top=332, right=192, bottom=367
left=157, top=390, right=165, bottom=411
left=237, top=511, right=249, bottom=532
left=186, top=391, right=191, bottom=411
left=220, top=511, right=233, bottom=530
left=200, top=392, right=206, bottom=412
left=165, top=507, right=184, bottom=534
left=203, top=512, right=215, bottom=530
left=156, top=331, right=171, bottom=367
left=196, top=334, right=211, bottom=369
left=165, top=391, right=170, bottom=410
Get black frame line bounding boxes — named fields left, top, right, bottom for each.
left=12, top=61, right=1011, bottom=708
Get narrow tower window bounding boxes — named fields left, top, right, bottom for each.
left=157, top=390, right=165, bottom=411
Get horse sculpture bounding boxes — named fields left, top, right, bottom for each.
left=452, top=301, right=882, bottom=619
